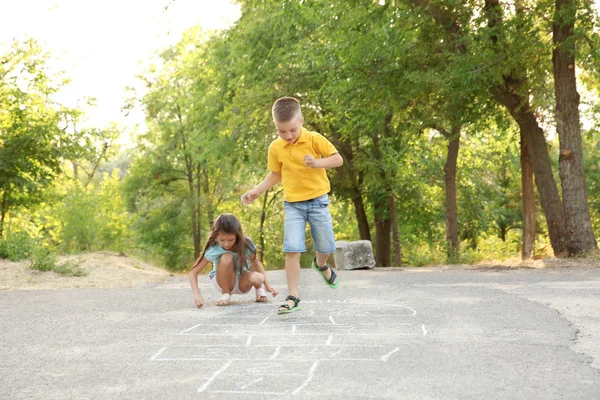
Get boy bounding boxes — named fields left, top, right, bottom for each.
left=241, top=97, right=343, bottom=314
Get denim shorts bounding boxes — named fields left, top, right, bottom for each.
left=283, top=194, right=336, bottom=254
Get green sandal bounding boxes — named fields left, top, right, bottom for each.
left=278, top=295, right=302, bottom=314
left=312, top=257, right=339, bottom=288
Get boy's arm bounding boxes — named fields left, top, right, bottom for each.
left=242, top=171, right=281, bottom=205
left=303, top=152, right=343, bottom=169
left=189, top=258, right=210, bottom=307
left=250, top=254, right=279, bottom=297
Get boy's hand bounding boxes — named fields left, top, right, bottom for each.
left=194, top=295, right=204, bottom=308
left=265, top=283, right=279, bottom=297
left=241, top=189, right=259, bottom=205
left=303, top=155, right=319, bottom=168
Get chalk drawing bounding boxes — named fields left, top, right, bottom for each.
left=151, top=300, right=427, bottom=396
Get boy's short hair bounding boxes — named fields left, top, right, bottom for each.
left=272, top=97, right=302, bottom=122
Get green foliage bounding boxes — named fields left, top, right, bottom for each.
left=29, top=247, right=56, bottom=271
left=0, top=231, right=36, bottom=261
left=4, top=2, right=600, bottom=269
left=42, top=170, right=132, bottom=253
left=29, top=248, right=87, bottom=276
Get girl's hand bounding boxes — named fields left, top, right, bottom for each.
left=265, top=283, right=279, bottom=297
left=194, top=295, right=204, bottom=308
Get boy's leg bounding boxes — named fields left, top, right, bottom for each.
left=315, top=252, right=333, bottom=280
left=308, top=194, right=337, bottom=284
left=281, top=200, right=307, bottom=311
left=283, top=252, right=301, bottom=308
left=215, top=253, right=236, bottom=305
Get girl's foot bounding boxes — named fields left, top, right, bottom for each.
left=255, top=284, right=268, bottom=303
left=216, top=293, right=231, bottom=306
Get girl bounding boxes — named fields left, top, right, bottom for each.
left=189, top=213, right=278, bottom=307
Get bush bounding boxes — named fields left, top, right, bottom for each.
left=29, top=247, right=57, bottom=271
left=0, top=232, right=36, bottom=261
left=29, top=248, right=87, bottom=277
left=52, top=258, right=87, bottom=277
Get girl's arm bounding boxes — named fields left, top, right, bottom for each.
left=189, top=258, right=211, bottom=308
left=250, top=254, right=279, bottom=297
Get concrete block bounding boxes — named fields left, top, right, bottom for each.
left=333, top=240, right=376, bottom=270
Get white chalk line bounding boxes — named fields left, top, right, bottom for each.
left=198, top=360, right=232, bottom=392
left=422, top=324, right=428, bottom=335
left=270, top=346, right=281, bottom=360
left=149, top=346, right=167, bottom=361
left=258, top=317, right=269, bottom=325
left=329, top=349, right=342, bottom=357
left=292, top=360, right=319, bottom=395
left=178, top=323, right=203, bottom=335
left=380, top=348, right=400, bottom=361
left=240, top=377, right=264, bottom=389
left=329, top=316, right=336, bottom=325
left=210, top=390, right=287, bottom=395
left=246, top=336, right=252, bottom=345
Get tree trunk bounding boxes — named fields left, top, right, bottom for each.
left=194, top=168, right=202, bottom=259
left=493, top=85, right=569, bottom=256
left=335, top=139, right=371, bottom=241
left=388, top=193, right=401, bottom=266
left=351, top=188, right=371, bottom=241
left=552, top=0, right=598, bottom=255
left=442, top=126, right=460, bottom=259
left=0, top=191, right=7, bottom=238
left=374, top=206, right=391, bottom=267
left=520, top=132, right=536, bottom=259
left=259, top=190, right=269, bottom=260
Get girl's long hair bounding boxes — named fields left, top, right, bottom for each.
left=197, top=213, right=253, bottom=273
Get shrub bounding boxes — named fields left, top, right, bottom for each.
left=29, top=248, right=88, bottom=277
left=0, top=232, right=36, bottom=261
left=29, top=247, right=57, bottom=272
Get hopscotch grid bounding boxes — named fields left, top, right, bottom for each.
left=178, top=322, right=418, bottom=329
left=179, top=332, right=424, bottom=337
left=150, top=343, right=406, bottom=349
left=160, top=302, right=426, bottom=395
left=154, top=358, right=399, bottom=362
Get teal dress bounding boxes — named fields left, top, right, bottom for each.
left=204, top=237, right=256, bottom=279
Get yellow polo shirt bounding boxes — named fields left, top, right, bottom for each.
left=268, top=128, right=338, bottom=202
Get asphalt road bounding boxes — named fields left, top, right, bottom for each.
left=2, top=265, right=600, bottom=399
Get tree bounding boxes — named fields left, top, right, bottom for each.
left=0, top=39, right=83, bottom=237
left=406, top=0, right=598, bottom=257
left=552, top=0, right=598, bottom=254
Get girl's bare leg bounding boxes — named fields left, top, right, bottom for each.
left=239, top=271, right=266, bottom=302
left=215, top=253, right=235, bottom=306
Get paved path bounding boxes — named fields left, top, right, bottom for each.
left=2, top=266, right=600, bottom=399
